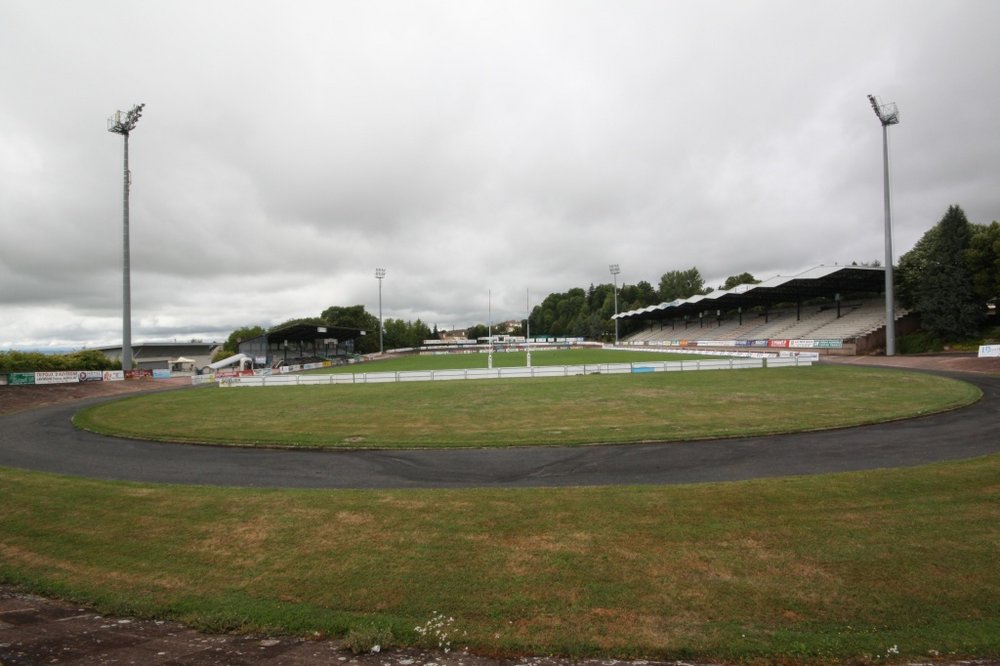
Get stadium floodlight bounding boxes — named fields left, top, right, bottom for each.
left=868, top=94, right=899, bottom=356
left=107, top=103, right=145, bottom=371
left=609, top=264, right=621, bottom=345
left=525, top=288, right=532, bottom=368
left=375, top=268, right=386, bottom=354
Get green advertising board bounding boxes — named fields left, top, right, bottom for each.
left=8, top=372, right=35, bottom=385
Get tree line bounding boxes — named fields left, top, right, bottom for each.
left=526, top=269, right=761, bottom=340
left=0, top=349, right=121, bottom=373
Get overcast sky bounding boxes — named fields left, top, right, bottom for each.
left=2, top=1, right=999, bottom=349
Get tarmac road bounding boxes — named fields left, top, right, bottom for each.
left=1, top=366, right=998, bottom=489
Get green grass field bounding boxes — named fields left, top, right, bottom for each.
left=75, top=364, right=980, bottom=449
left=310, top=348, right=699, bottom=373
left=6, top=355, right=997, bottom=662
left=2, top=456, right=998, bottom=662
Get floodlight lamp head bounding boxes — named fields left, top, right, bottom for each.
left=609, top=263, right=620, bottom=275
left=375, top=267, right=386, bottom=279
left=107, top=103, right=146, bottom=135
left=867, top=94, right=899, bottom=126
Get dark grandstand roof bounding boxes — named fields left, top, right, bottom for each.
left=614, top=265, right=886, bottom=322
left=258, top=323, right=364, bottom=344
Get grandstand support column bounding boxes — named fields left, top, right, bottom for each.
left=869, top=94, right=900, bottom=356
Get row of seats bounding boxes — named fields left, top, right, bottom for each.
left=623, top=299, right=905, bottom=344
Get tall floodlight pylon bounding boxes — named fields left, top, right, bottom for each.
left=375, top=267, right=386, bottom=353
left=526, top=287, right=532, bottom=368
left=868, top=94, right=899, bottom=356
left=609, top=264, right=621, bottom=345
left=108, top=103, right=145, bottom=371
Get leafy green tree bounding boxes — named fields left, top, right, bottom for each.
left=0, top=349, right=120, bottom=372
left=966, top=221, right=1000, bottom=305
left=897, top=205, right=982, bottom=340
left=271, top=316, right=325, bottom=331
left=321, top=305, right=381, bottom=354
left=720, top=272, right=761, bottom=291
left=619, top=280, right=658, bottom=310
left=466, top=324, right=489, bottom=340
left=658, top=267, right=708, bottom=302
left=382, top=318, right=408, bottom=349
left=220, top=325, right=267, bottom=355
left=62, top=349, right=119, bottom=370
left=410, top=319, right=432, bottom=346
left=897, top=225, right=941, bottom=307
left=530, top=288, right=589, bottom=337
left=378, top=318, right=434, bottom=349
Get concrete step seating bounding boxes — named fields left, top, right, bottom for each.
left=622, top=299, right=907, bottom=345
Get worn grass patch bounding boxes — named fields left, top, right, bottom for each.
left=1, top=457, right=998, bottom=661
left=74, top=366, right=980, bottom=449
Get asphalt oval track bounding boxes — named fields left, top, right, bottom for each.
left=1, top=368, right=998, bottom=489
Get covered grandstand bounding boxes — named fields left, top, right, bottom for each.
left=237, top=324, right=365, bottom=368
left=614, top=265, right=916, bottom=355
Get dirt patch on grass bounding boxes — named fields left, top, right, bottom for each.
left=0, top=376, right=193, bottom=415
left=822, top=352, right=1000, bottom=374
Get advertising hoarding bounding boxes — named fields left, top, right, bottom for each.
left=34, top=371, right=81, bottom=385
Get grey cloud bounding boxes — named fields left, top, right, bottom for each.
left=3, top=1, right=1000, bottom=348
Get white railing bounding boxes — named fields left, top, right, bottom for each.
left=217, top=356, right=815, bottom=388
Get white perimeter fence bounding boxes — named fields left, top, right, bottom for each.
left=218, top=355, right=815, bottom=388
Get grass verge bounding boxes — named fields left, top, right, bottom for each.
left=1, top=457, right=998, bottom=662
left=74, top=366, right=981, bottom=449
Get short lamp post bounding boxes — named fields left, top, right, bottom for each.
left=107, top=103, right=145, bottom=371
left=375, top=267, right=386, bottom=354
left=868, top=94, right=900, bottom=356
left=609, top=264, right=620, bottom=345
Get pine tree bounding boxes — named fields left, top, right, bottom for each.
left=900, top=205, right=982, bottom=340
